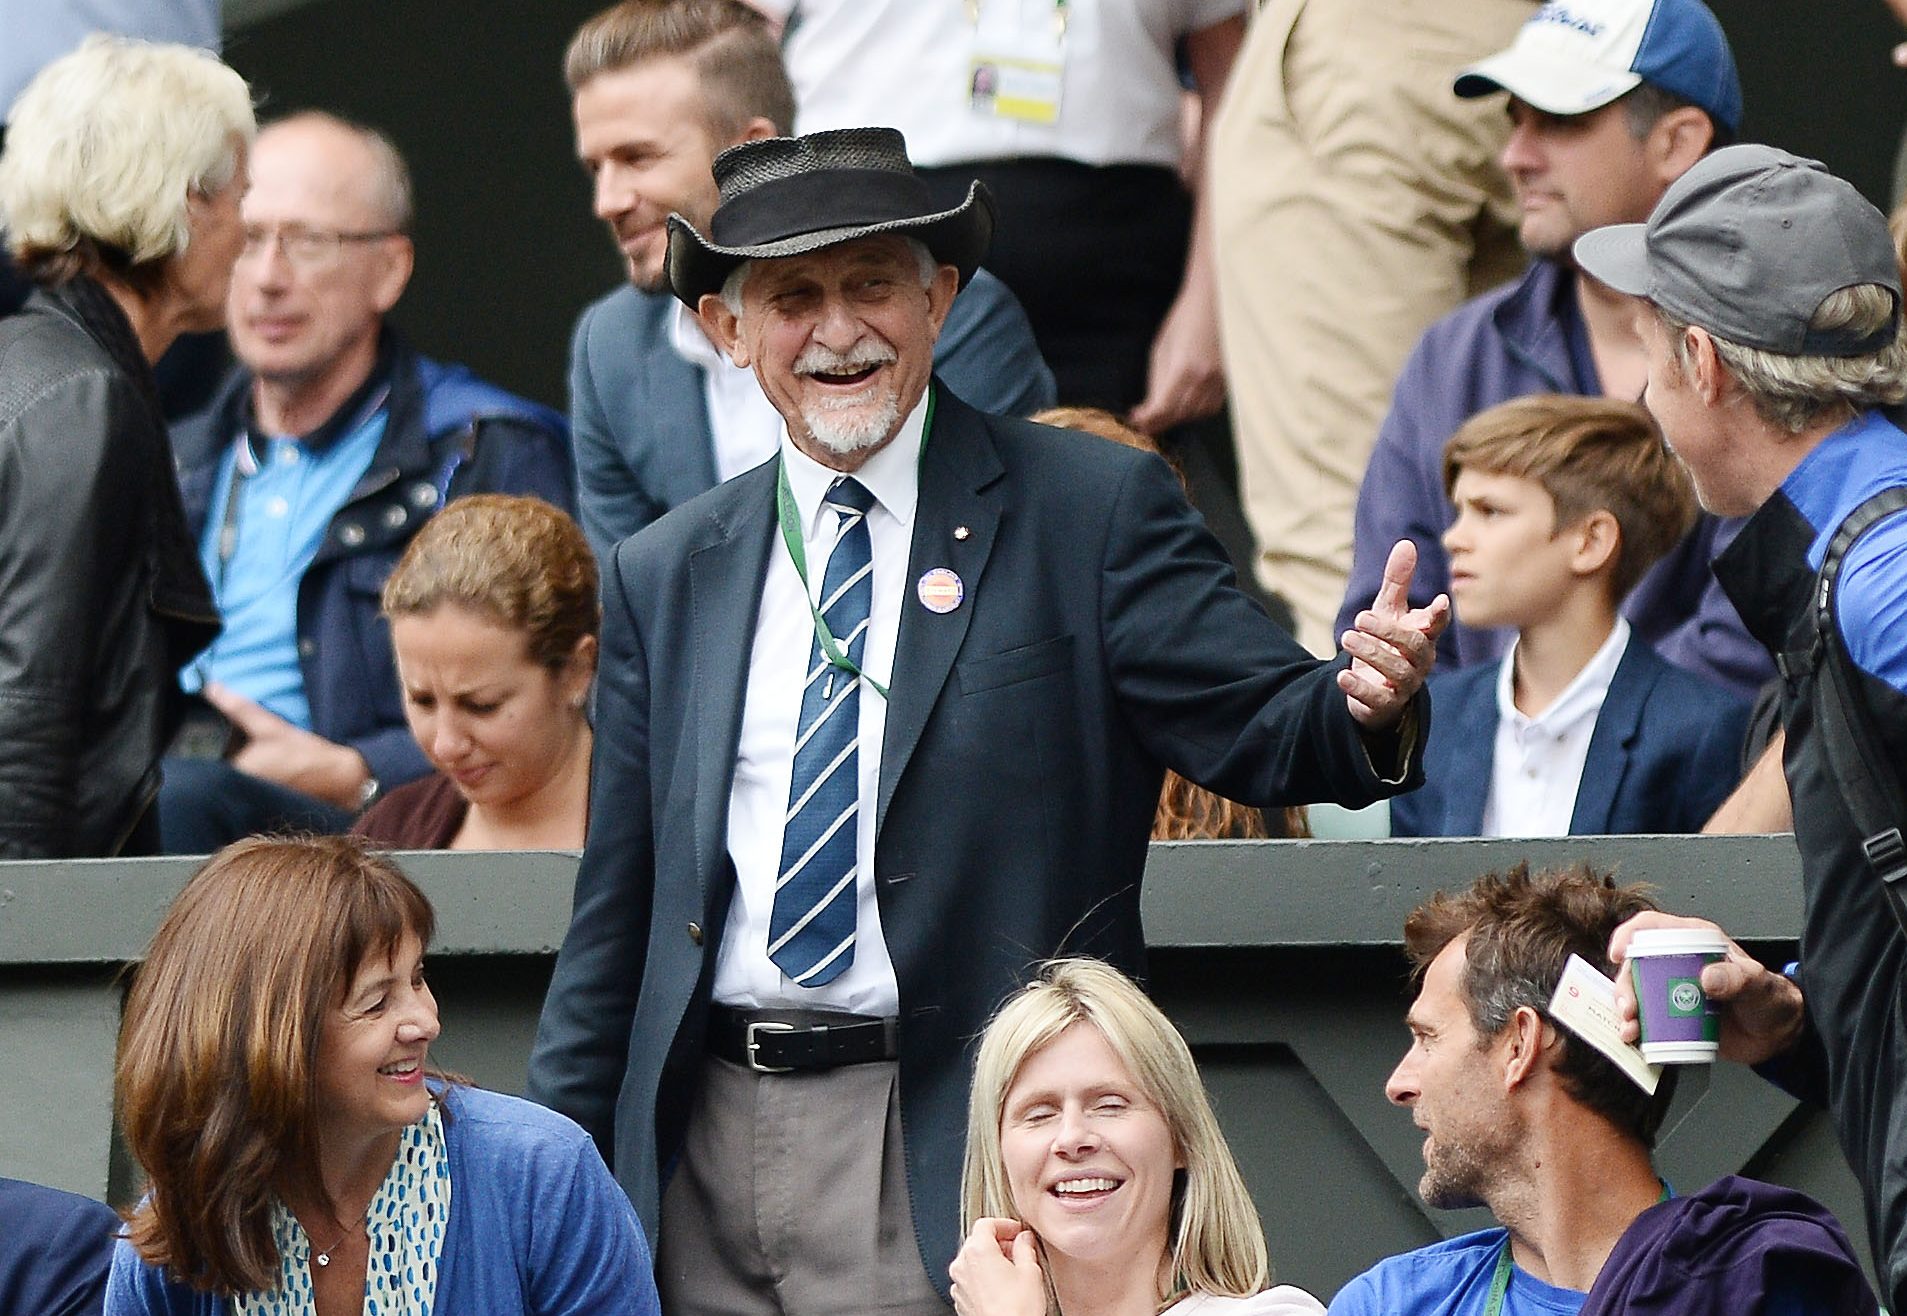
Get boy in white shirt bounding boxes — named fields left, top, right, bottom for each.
left=1390, top=394, right=1747, bottom=836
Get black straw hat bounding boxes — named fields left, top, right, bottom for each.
left=665, top=127, right=995, bottom=308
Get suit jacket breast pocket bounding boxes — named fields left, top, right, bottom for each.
left=956, top=634, right=1075, bottom=696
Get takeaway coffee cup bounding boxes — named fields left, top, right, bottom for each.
left=1628, top=927, right=1729, bottom=1063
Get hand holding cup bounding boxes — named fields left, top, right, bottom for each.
left=1608, top=912, right=1807, bottom=1065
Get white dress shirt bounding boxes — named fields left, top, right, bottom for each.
left=669, top=301, right=787, bottom=483
left=757, top=0, right=1246, bottom=169
left=1480, top=619, right=1631, bottom=838
left=713, top=391, right=929, bottom=1015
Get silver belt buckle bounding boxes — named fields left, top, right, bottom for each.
left=745, top=1020, right=797, bottom=1074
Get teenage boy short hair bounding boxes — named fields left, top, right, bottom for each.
left=1442, top=394, right=1697, bottom=599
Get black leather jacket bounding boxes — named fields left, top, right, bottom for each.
left=0, top=284, right=217, bottom=856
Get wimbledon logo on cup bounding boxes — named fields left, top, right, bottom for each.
left=1668, top=979, right=1704, bottom=1017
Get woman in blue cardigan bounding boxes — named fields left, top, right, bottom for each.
left=106, top=835, right=659, bottom=1316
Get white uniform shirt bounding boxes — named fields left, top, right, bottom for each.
left=669, top=301, right=787, bottom=483
left=756, top=0, right=1246, bottom=169
left=713, top=392, right=929, bottom=1015
left=1480, top=619, right=1631, bottom=838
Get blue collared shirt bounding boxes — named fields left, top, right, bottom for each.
left=181, top=399, right=388, bottom=728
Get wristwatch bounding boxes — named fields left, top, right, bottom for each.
left=358, top=775, right=383, bottom=812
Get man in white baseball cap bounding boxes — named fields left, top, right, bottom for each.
left=1339, top=0, right=1770, bottom=710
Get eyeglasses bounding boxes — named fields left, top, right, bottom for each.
left=238, top=223, right=400, bottom=269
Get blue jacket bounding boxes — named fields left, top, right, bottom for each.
left=106, top=1086, right=660, bottom=1315
left=171, top=335, right=573, bottom=789
left=1390, top=633, right=1748, bottom=837
left=1578, top=1175, right=1876, bottom=1316
left=0, top=1177, right=118, bottom=1316
left=1336, top=259, right=1772, bottom=702
left=567, top=270, right=1056, bottom=563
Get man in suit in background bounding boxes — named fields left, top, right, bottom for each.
left=562, top=0, right=1055, bottom=564
left=528, top=126, right=1445, bottom=1311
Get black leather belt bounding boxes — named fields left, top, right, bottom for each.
left=708, top=1004, right=900, bottom=1074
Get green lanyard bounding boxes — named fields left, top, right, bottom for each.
left=1486, top=1184, right=1671, bottom=1316
left=1483, top=1239, right=1515, bottom=1316
left=773, top=391, right=937, bottom=703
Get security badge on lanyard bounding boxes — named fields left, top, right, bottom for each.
left=966, top=0, right=1069, bottom=125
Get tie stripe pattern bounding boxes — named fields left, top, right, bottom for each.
left=768, top=476, right=876, bottom=987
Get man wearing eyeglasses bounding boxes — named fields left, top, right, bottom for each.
left=159, top=111, right=574, bottom=854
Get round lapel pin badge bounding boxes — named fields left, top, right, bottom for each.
left=916, top=567, right=965, bottom=614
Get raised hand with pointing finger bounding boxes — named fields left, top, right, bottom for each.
left=1338, top=539, right=1450, bottom=731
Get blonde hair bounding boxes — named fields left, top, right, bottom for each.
left=381, top=495, right=600, bottom=670
left=962, top=959, right=1270, bottom=1309
left=1659, top=286, right=1907, bottom=434
left=0, top=35, right=254, bottom=290
left=1442, top=394, right=1696, bottom=599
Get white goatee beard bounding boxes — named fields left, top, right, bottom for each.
left=794, top=340, right=902, bottom=456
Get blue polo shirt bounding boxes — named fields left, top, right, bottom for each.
left=1327, top=1229, right=1585, bottom=1316
left=181, top=388, right=389, bottom=729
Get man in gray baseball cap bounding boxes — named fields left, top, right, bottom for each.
left=1578, top=142, right=1907, bottom=1308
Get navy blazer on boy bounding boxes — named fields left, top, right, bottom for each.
left=1390, top=636, right=1749, bottom=837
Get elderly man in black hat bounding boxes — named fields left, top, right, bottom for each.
left=1574, top=144, right=1907, bottom=1309
left=528, top=127, right=1446, bottom=1312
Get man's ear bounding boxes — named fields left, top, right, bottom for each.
left=925, top=263, right=959, bottom=336
left=1502, top=1005, right=1550, bottom=1090
left=1685, top=326, right=1727, bottom=405
left=1648, top=106, right=1714, bottom=188
left=371, top=236, right=415, bottom=314
left=730, top=115, right=778, bottom=147
left=697, top=291, right=748, bottom=367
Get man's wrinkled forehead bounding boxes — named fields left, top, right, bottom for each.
left=739, top=234, right=922, bottom=300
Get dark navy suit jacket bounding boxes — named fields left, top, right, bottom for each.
left=0, top=1178, right=118, bottom=1316
left=566, top=272, right=1055, bottom=564
left=528, top=385, right=1424, bottom=1298
left=1390, top=635, right=1749, bottom=837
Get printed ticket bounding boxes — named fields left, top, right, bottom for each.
left=1548, top=953, right=1661, bottom=1095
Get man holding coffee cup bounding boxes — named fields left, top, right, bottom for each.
left=1328, top=862, right=1873, bottom=1315
left=1574, top=142, right=1907, bottom=1309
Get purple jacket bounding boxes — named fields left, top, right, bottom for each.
left=1336, top=259, right=1773, bottom=702
left=1580, top=1175, right=1876, bottom=1316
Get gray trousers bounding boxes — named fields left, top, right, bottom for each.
left=657, top=1056, right=953, bottom=1315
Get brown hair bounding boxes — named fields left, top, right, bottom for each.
left=564, top=0, right=796, bottom=137
left=1033, top=408, right=1302, bottom=842
left=1403, top=861, right=1673, bottom=1145
left=116, top=836, right=437, bottom=1293
left=1441, top=394, right=1696, bottom=600
left=380, top=495, right=600, bottom=670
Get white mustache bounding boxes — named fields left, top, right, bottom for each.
left=794, top=341, right=897, bottom=376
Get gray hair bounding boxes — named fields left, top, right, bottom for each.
left=1660, top=284, right=1907, bottom=433
left=719, top=236, right=939, bottom=315
left=0, top=35, right=255, bottom=288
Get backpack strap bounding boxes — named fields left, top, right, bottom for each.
left=1780, top=487, right=1907, bottom=934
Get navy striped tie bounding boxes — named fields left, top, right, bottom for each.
left=768, top=476, right=876, bottom=987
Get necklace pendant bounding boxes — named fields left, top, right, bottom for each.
left=315, top=1252, right=332, bottom=1267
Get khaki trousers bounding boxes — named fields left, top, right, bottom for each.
left=1211, top=0, right=1535, bottom=655
left=657, top=1057, right=952, bottom=1316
